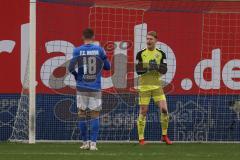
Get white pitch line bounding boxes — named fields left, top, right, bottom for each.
left=0, top=152, right=167, bottom=156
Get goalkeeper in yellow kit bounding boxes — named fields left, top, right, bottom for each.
left=136, top=31, right=172, bottom=145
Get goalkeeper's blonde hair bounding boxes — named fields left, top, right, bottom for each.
left=147, top=31, right=158, bottom=39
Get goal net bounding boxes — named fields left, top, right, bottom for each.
left=7, top=0, right=240, bottom=143
left=195, top=13, right=240, bottom=141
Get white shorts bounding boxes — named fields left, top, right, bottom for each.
left=76, top=91, right=102, bottom=111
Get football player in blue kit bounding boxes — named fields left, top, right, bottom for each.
left=68, top=28, right=110, bottom=150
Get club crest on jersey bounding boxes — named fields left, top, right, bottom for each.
left=155, top=54, right=160, bottom=58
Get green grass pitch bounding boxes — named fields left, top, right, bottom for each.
left=0, top=142, right=240, bottom=160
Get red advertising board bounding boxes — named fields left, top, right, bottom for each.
left=0, top=0, right=239, bottom=95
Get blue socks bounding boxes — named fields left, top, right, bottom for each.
left=90, top=118, right=100, bottom=142
left=79, top=118, right=100, bottom=142
left=79, top=120, right=87, bottom=141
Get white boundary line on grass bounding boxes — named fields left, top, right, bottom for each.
left=0, top=152, right=207, bottom=157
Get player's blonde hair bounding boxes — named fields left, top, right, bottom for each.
left=147, top=31, right=158, bottom=39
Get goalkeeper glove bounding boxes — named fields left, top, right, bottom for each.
left=149, top=59, right=158, bottom=71
left=158, top=64, right=167, bottom=74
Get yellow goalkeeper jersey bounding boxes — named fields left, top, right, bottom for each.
left=136, top=48, right=167, bottom=91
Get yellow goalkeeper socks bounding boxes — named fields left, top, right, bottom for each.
left=137, top=114, right=146, bottom=140
left=160, top=113, right=169, bottom=135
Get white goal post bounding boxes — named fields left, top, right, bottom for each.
left=29, top=0, right=37, bottom=144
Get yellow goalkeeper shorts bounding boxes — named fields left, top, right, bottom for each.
left=139, top=88, right=166, bottom=105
